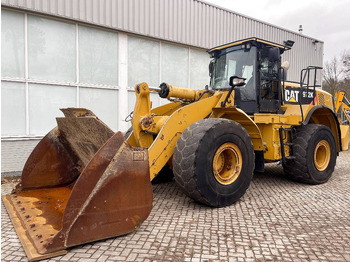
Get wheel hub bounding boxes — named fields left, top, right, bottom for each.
left=212, top=143, right=242, bottom=185
left=314, top=140, right=331, bottom=171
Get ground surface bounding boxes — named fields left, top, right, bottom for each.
left=2, top=151, right=350, bottom=262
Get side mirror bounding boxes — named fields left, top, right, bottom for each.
left=209, top=60, right=214, bottom=77
left=268, top=47, right=280, bottom=62
left=229, top=76, right=246, bottom=87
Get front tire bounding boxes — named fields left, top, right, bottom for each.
left=173, top=118, right=254, bottom=207
left=283, top=124, right=337, bottom=184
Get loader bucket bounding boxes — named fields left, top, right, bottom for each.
left=2, top=108, right=153, bottom=261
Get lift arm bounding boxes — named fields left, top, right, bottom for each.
left=334, top=91, right=350, bottom=124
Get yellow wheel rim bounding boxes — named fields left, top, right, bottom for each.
left=212, top=143, right=242, bottom=185
left=314, top=140, right=331, bottom=171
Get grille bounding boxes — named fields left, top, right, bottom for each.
left=318, top=93, right=325, bottom=105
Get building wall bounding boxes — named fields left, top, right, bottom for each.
left=1, top=0, right=324, bottom=173
left=1, top=0, right=324, bottom=82
left=1, top=139, right=40, bottom=173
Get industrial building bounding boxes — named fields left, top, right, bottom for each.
left=1, top=0, right=323, bottom=173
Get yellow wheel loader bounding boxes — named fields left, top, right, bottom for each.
left=3, top=37, right=349, bottom=261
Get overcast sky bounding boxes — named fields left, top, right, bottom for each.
left=204, top=0, right=350, bottom=63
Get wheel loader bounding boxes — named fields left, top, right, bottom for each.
left=3, top=37, right=349, bottom=261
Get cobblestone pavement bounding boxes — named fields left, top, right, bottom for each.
left=2, top=150, right=350, bottom=262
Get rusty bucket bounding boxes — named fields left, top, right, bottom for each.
left=2, top=108, right=153, bottom=261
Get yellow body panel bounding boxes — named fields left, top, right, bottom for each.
left=335, top=91, right=345, bottom=113
left=257, top=124, right=280, bottom=161
left=255, top=123, right=292, bottom=161
left=340, top=125, right=349, bottom=151
left=315, top=89, right=333, bottom=108
left=151, top=101, right=182, bottom=116
left=254, top=105, right=307, bottom=161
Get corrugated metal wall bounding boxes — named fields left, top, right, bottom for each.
left=1, top=0, right=323, bottom=82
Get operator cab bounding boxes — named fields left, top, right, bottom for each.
left=208, top=38, right=291, bottom=114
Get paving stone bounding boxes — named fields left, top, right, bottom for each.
left=2, top=151, right=350, bottom=261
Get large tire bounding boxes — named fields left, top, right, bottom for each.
left=173, top=118, right=254, bottom=207
left=283, top=124, right=337, bottom=184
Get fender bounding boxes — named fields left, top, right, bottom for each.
left=211, top=107, right=264, bottom=151
left=303, top=105, right=342, bottom=152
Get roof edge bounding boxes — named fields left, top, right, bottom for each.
left=194, top=0, right=324, bottom=44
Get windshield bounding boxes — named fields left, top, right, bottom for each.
left=210, top=47, right=256, bottom=101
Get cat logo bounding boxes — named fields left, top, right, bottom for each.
left=285, top=89, right=299, bottom=103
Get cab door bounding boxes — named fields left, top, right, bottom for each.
left=258, top=47, right=282, bottom=113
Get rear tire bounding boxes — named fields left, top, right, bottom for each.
left=173, top=118, right=254, bottom=207
left=283, top=124, right=337, bottom=184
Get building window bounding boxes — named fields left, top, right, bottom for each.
left=1, top=82, right=26, bottom=135
left=1, top=9, right=121, bottom=137
left=28, top=84, right=76, bottom=135
left=1, top=9, right=25, bottom=78
left=190, top=48, right=211, bottom=90
left=128, top=35, right=160, bottom=88
left=161, top=42, right=189, bottom=88
left=79, top=25, right=118, bottom=86
left=80, top=87, right=118, bottom=131
left=28, top=15, right=76, bottom=82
